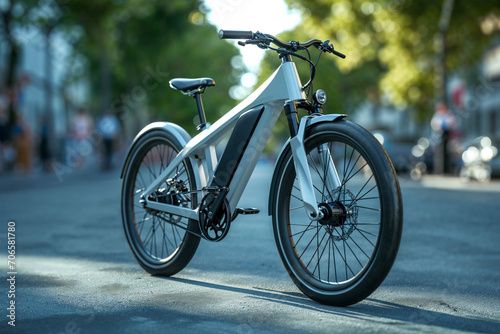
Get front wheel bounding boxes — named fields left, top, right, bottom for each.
left=272, top=120, right=403, bottom=306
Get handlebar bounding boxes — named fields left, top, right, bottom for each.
left=218, top=29, right=346, bottom=59
left=218, top=30, right=254, bottom=40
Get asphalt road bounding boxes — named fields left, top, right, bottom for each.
left=1, top=163, right=500, bottom=333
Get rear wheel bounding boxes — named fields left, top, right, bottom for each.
left=273, top=120, right=403, bottom=306
left=121, top=130, right=200, bottom=276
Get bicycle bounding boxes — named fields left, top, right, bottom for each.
left=120, top=30, right=403, bottom=306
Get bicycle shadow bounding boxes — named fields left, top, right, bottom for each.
left=166, top=277, right=499, bottom=332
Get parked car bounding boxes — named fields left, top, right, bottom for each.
left=459, top=136, right=498, bottom=182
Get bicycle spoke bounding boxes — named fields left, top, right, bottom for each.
left=343, top=160, right=367, bottom=186
left=285, top=137, right=385, bottom=286
left=308, top=226, right=322, bottom=272
left=352, top=182, right=378, bottom=207
left=331, top=235, right=337, bottom=282
left=356, top=227, right=379, bottom=239
left=343, top=236, right=363, bottom=268
left=141, top=221, right=154, bottom=250
left=330, top=233, right=355, bottom=278
left=156, top=145, right=165, bottom=173
left=352, top=173, right=374, bottom=201
left=327, top=236, right=332, bottom=281
left=298, top=223, right=321, bottom=259
left=157, top=219, right=169, bottom=258
left=355, top=229, right=377, bottom=247
left=311, top=230, right=331, bottom=277
left=348, top=235, right=371, bottom=260
left=308, top=155, right=335, bottom=202
left=290, top=193, right=304, bottom=203
left=356, top=205, right=381, bottom=212
left=136, top=169, right=148, bottom=190
left=342, top=233, right=348, bottom=280
left=342, top=148, right=361, bottom=185
left=291, top=220, right=315, bottom=247
left=144, top=152, right=157, bottom=179
left=351, top=196, right=379, bottom=201
left=127, top=140, right=197, bottom=265
left=290, top=223, right=315, bottom=227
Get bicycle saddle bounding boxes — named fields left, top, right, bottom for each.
left=169, top=78, right=215, bottom=93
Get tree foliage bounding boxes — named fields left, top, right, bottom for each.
left=1, top=0, right=243, bottom=137
left=58, top=0, right=243, bottom=134
left=275, top=0, right=500, bottom=122
left=0, top=0, right=40, bottom=131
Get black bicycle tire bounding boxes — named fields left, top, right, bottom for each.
left=121, top=130, right=200, bottom=276
left=273, top=119, right=403, bottom=306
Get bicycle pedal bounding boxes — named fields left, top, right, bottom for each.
left=236, top=208, right=260, bottom=215
left=232, top=207, right=260, bottom=221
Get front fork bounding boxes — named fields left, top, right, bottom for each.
left=284, top=100, right=342, bottom=221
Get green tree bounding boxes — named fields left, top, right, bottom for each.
left=279, top=0, right=500, bottom=121
left=60, top=0, right=243, bottom=135
left=255, top=27, right=382, bottom=142
left=0, top=0, right=38, bottom=134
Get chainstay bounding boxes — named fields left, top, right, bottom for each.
left=149, top=186, right=230, bottom=241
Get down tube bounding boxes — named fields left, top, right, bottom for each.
left=226, top=101, right=283, bottom=211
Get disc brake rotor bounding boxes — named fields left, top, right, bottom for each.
left=327, top=188, right=359, bottom=241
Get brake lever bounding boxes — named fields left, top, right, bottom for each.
left=239, top=38, right=271, bottom=50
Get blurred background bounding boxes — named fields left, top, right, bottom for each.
left=1, top=0, right=500, bottom=181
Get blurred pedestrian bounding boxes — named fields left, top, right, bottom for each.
left=69, top=108, right=93, bottom=169
left=38, top=115, right=51, bottom=172
left=431, top=102, right=456, bottom=174
left=12, top=113, right=32, bottom=174
left=0, top=102, right=11, bottom=172
left=97, top=112, right=120, bottom=170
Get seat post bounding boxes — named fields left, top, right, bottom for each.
left=193, top=92, right=207, bottom=130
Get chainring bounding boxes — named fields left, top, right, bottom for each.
left=198, top=192, right=231, bottom=242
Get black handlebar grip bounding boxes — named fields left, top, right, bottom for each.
left=333, top=50, right=346, bottom=59
left=218, top=30, right=254, bottom=40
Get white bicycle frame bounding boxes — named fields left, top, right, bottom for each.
left=140, top=60, right=341, bottom=221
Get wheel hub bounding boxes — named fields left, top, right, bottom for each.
left=144, top=180, right=190, bottom=223
left=319, top=202, right=347, bottom=226
left=319, top=188, right=360, bottom=241
left=146, top=188, right=180, bottom=205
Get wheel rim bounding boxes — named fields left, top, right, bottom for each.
left=284, top=135, right=382, bottom=289
left=128, top=138, right=195, bottom=265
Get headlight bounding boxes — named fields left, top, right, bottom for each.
left=313, top=89, right=327, bottom=105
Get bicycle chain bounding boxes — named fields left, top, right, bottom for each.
left=150, top=186, right=231, bottom=242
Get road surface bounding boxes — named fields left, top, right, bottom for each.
left=1, top=163, right=499, bottom=333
